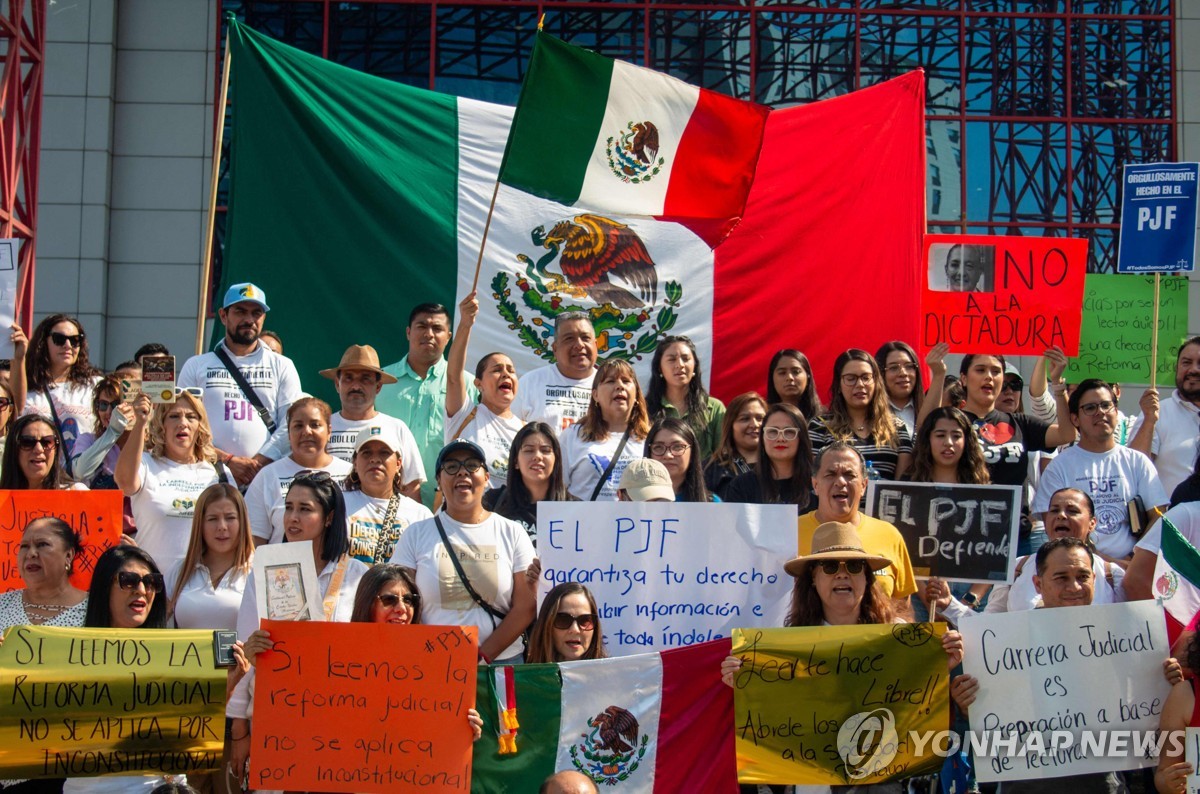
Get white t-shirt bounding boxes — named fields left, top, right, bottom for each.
left=1032, top=444, right=1168, bottom=559
left=165, top=561, right=250, bottom=631
left=390, top=512, right=535, bottom=660
left=560, top=424, right=644, bottom=502
left=343, top=489, right=433, bottom=564
left=1130, top=391, right=1200, bottom=496
left=177, top=342, right=303, bottom=460
left=445, top=401, right=524, bottom=488
left=244, top=455, right=353, bottom=543
left=513, top=364, right=594, bottom=434
left=1135, top=500, right=1200, bottom=556
left=237, top=552, right=368, bottom=640
left=130, top=453, right=221, bottom=576
left=23, top=377, right=102, bottom=459
left=326, top=411, right=426, bottom=484
left=943, top=553, right=1123, bottom=624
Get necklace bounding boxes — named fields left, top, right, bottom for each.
left=23, top=596, right=69, bottom=612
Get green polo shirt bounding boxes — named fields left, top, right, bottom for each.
left=377, top=355, right=477, bottom=507
left=659, top=395, right=726, bottom=460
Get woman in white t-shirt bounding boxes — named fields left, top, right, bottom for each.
left=560, top=359, right=651, bottom=501
left=445, top=290, right=524, bottom=488
left=0, top=414, right=88, bottom=490
left=166, top=483, right=253, bottom=631
left=390, top=440, right=536, bottom=664
left=115, top=390, right=224, bottom=576
left=244, top=397, right=352, bottom=546
left=342, top=423, right=432, bottom=563
left=19, top=313, right=102, bottom=464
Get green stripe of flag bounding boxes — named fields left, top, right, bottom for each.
left=498, top=32, right=613, bottom=204
left=1162, top=515, right=1200, bottom=589
left=471, top=664, right=562, bottom=793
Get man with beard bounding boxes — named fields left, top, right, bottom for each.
left=177, top=283, right=302, bottom=486
left=1129, top=336, right=1200, bottom=494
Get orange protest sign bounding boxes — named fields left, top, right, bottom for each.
left=0, top=490, right=123, bottom=593
left=252, top=620, right=478, bottom=793
left=921, top=234, right=1088, bottom=355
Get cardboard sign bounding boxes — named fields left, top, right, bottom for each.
left=251, top=540, right=323, bottom=624
left=0, top=490, right=123, bottom=593
left=537, top=502, right=796, bottom=656
left=0, top=626, right=226, bottom=779
left=141, top=355, right=176, bottom=404
left=1066, top=273, right=1188, bottom=385
left=921, top=234, right=1088, bottom=355
left=731, top=624, right=949, bottom=786
left=252, top=620, right=477, bottom=793
left=865, top=481, right=1021, bottom=583
left=960, top=601, right=1169, bottom=782
left=1117, top=162, right=1199, bottom=273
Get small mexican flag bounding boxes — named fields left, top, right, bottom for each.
left=471, top=639, right=734, bottom=793
left=498, top=32, right=769, bottom=246
left=1154, top=514, right=1200, bottom=642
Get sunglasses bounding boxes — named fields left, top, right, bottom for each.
left=175, top=387, right=204, bottom=398
left=96, top=399, right=118, bottom=412
left=553, top=612, right=596, bottom=631
left=440, top=459, right=486, bottom=476
left=117, top=571, right=165, bottom=592
left=818, top=560, right=867, bottom=576
left=1001, top=379, right=1023, bottom=392
left=295, top=470, right=333, bottom=484
left=17, top=435, right=57, bottom=451
left=377, top=593, right=420, bottom=609
left=0, top=397, right=12, bottom=410
left=49, top=331, right=84, bottom=348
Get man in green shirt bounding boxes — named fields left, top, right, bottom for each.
left=377, top=302, right=477, bottom=506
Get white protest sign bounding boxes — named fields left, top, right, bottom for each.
left=961, top=600, right=1169, bottom=782
left=1186, top=727, right=1200, bottom=794
left=537, top=501, right=796, bottom=656
left=0, top=240, right=16, bottom=358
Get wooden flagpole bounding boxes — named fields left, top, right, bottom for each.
left=195, top=28, right=234, bottom=356
left=470, top=181, right=501, bottom=293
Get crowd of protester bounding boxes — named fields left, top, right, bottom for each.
left=4, top=280, right=1200, bottom=794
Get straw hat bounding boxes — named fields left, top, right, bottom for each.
left=319, top=344, right=397, bottom=384
left=783, top=522, right=892, bottom=578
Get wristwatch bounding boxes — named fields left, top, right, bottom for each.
left=961, top=592, right=979, bottom=607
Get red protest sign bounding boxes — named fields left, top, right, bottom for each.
left=920, top=234, right=1088, bottom=355
left=0, top=490, right=123, bottom=592
left=252, top=620, right=478, bottom=793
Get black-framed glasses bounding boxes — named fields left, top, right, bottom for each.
left=1079, top=400, right=1117, bottom=417
left=49, top=331, right=84, bottom=348
left=763, top=427, right=800, bottom=442
left=818, top=560, right=866, bottom=576
left=117, top=571, right=165, bottom=592
left=440, top=459, right=486, bottom=476
left=1001, top=379, right=1023, bottom=392
left=553, top=613, right=596, bottom=631
left=841, top=374, right=874, bottom=386
left=650, top=442, right=690, bottom=457
left=17, top=435, right=57, bottom=451
left=377, top=593, right=419, bottom=609
left=0, top=397, right=13, bottom=410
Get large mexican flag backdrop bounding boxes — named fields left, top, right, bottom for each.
left=220, top=21, right=925, bottom=407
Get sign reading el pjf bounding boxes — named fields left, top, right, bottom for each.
left=252, top=620, right=478, bottom=793
left=959, top=601, right=1169, bottom=783
left=865, top=481, right=1021, bottom=583
left=0, top=626, right=226, bottom=779
left=921, top=234, right=1088, bottom=355
left=1117, top=162, right=1199, bottom=274
left=731, top=624, right=949, bottom=786
left=538, top=502, right=796, bottom=656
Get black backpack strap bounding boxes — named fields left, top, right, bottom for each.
left=213, top=345, right=276, bottom=434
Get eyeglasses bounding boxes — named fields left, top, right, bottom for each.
left=17, top=435, right=57, bottom=451
left=884, top=363, right=918, bottom=375
left=49, top=331, right=84, bottom=348
left=117, top=571, right=165, bottom=592
left=818, top=560, right=867, bottom=576
left=1001, top=379, right=1023, bottom=392
left=841, top=374, right=874, bottom=387
left=96, top=399, right=118, bottom=412
left=1078, top=400, right=1117, bottom=417
left=0, top=397, right=12, bottom=410
left=440, top=459, right=486, bottom=476
left=377, top=593, right=420, bottom=609
left=763, top=427, right=800, bottom=442
left=650, top=442, right=690, bottom=457
left=553, top=612, right=596, bottom=631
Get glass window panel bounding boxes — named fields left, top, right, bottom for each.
left=754, top=0, right=853, bottom=7
left=1081, top=226, right=1117, bottom=273
left=1071, top=122, right=1173, bottom=224
left=435, top=6, right=537, bottom=104
left=964, top=14, right=1066, bottom=116
left=860, top=13, right=960, bottom=115
left=968, top=1, right=1064, bottom=11
left=966, top=122, right=1068, bottom=223
left=1072, top=17, right=1172, bottom=119
left=539, top=10, right=644, bottom=64
left=860, top=0, right=960, bottom=8
left=928, top=120, right=963, bottom=222
left=222, top=1, right=325, bottom=55
left=1072, top=0, right=1171, bottom=14
left=329, top=3, right=431, bottom=88
left=651, top=10, right=751, bottom=99
left=755, top=12, right=853, bottom=105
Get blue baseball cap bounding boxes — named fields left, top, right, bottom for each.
left=222, top=282, right=270, bottom=312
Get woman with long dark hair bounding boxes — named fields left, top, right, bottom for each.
left=645, top=335, right=725, bottom=459
left=765, top=349, right=821, bottom=421
left=703, top=392, right=766, bottom=501
left=725, top=403, right=813, bottom=512
left=874, top=340, right=924, bottom=435
left=0, top=414, right=81, bottom=490
left=484, top=421, right=573, bottom=545
left=526, top=582, right=608, bottom=663
left=644, top=417, right=712, bottom=502
left=560, top=360, right=651, bottom=502
left=20, top=314, right=101, bottom=462
left=343, top=424, right=432, bottom=564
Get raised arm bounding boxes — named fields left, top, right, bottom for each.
left=915, top=342, right=949, bottom=431
left=114, top=393, right=152, bottom=496
left=1042, top=346, right=1077, bottom=448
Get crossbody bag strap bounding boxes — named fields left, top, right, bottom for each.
left=589, top=427, right=633, bottom=502
left=321, top=555, right=350, bottom=622
left=433, top=514, right=506, bottom=626
left=213, top=345, right=276, bottom=434
left=372, top=495, right=404, bottom=563
left=41, top=386, right=75, bottom=478
left=433, top=407, right=480, bottom=513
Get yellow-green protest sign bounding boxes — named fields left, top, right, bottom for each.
left=0, top=626, right=226, bottom=779
left=731, top=624, right=949, bottom=786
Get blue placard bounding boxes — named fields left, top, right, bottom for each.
left=1116, top=162, right=1199, bottom=274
